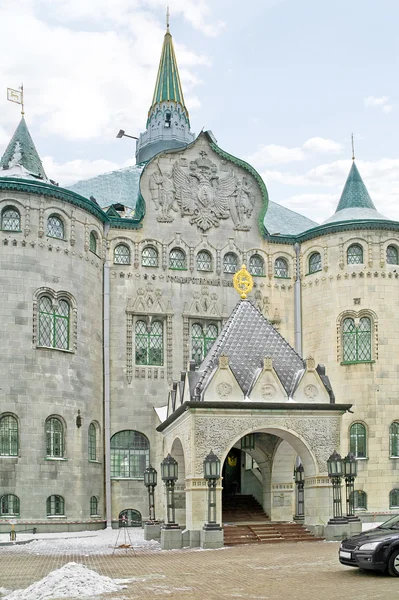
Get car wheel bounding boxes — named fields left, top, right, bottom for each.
left=388, top=550, right=399, bottom=576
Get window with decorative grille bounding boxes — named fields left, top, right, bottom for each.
left=197, top=250, right=212, bottom=271
left=0, top=415, right=18, bottom=456
left=249, top=254, right=264, bottom=276
left=142, top=246, right=159, bottom=267
left=274, top=257, right=289, bottom=278
left=46, top=417, right=64, bottom=458
left=114, top=244, right=130, bottom=264
left=47, top=215, right=64, bottom=239
left=387, top=245, right=399, bottom=265
left=90, top=496, right=98, bottom=516
left=390, top=489, right=399, bottom=508
left=308, top=252, right=322, bottom=273
left=89, top=232, right=97, bottom=254
left=47, top=495, right=65, bottom=516
left=0, top=494, right=20, bottom=516
left=38, top=296, right=70, bottom=350
left=342, top=317, right=371, bottom=363
left=135, top=320, right=163, bottom=366
left=347, top=244, right=363, bottom=265
left=349, top=423, right=367, bottom=458
left=1, top=207, right=20, bottom=231
left=223, top=252, right=238, bottom=274
left=110, top=430, right=149, bottom=478
left=88, top=423, right=97, bottom=461
left=191, top=322, right=218, bottom=366
left=390, top=422, right=399, bottom=457
left=351, top=490, right=367, bottom=510
left=169, top=248, right=186, bottom=269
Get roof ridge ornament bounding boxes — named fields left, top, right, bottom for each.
left=233, top=264, right=253, bottom=299
left=166, top=6, right=170, bottom=32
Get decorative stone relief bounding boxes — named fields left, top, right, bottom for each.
left=323, top=246, right=328, bottom=271
left=261, top=384, right=277, bottom=400
left=188, top=286, right=220, bottom=316
left=70, top=215, right=76, bottom=246
left=219, top=355, right=229, bottom=369
left=368, top=236, right=373, bottom=267
left=134, top=242, right=139, bottom=269
left=126, top=313, right=133, bottom=384
left=162, top=244, right=167, bottom=270
left=38, top=203, right=44, bottom=237
left=24, top=202, right=30, bottom=237
left=84, top=221, right=89, bottom=251
left=216, top=382, right=232, bottom=399
left=339, top=238, right=344, bottom=270
left=304, top=384, right=318, bottom=399
left=254, top=289, right=270, bottom=318
left=149, top=152, right=255, bottom=232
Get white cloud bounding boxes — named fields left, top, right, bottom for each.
left=302, top=137, right=342, bottom=153
left=383, top=104, right=393, bottom=113
left=247, top=137, right=343, bottom=168
left=42, top=156, right=136, bottom=186
left=364, top=95, right=393, bottom=113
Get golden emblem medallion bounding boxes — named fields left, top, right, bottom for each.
left=233, top=264, right=253, bottom=299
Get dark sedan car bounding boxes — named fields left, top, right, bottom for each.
left=339, top=514, right=399, bottom=576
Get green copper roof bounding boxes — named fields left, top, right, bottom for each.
left=149, top=29, right=187, bottom=117
left=335, top=161, right=376, bottom=212
left=0, top=117, right=47, bottom=180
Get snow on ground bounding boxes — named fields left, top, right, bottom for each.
left=0, top=527, right=161, bottom=556
left=1, top=562, right=133, bottom=600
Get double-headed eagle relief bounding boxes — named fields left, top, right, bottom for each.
left=149, top=151, right=255, bottom=232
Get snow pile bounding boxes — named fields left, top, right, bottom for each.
left=3, top=562, right=127, bottom=600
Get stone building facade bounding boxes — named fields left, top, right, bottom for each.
left=1, top=22, right=399, bottom=536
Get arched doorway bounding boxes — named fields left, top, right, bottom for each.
left=118, top=509, right=142, bottom=527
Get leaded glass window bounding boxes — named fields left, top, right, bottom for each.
left=387, top=245, right=399, bottom=265
left=223, top=252, right=238, bottom=274
left=352, top=490, right=367, bottom=510
left=135, top=320, right=163, bottom=366
left=89, top=232, right=97, bottom=254
left=390, top=422, right=399, bottom=457
left=90, top=496, right=98, bottom=516
left=46, top=417, right=64, bottom=458
left=390, top=489, right=399, bottom=508
left=169, top=248, right=186, bottom=269
left=197, top=250, right=212, bottom=271
left=110, top=430, right=149, bottom=479
left=38, top=296, right=70, bottom=350
left=88, top=423, right=97, bottom=461
left=342, top=317, right=371, bottom=363
left=347, top=244, right=363, bottom=265
left=274, top=257, right=289, bottom=278
left=1, top=207, right=20, bottom=231
left=191, top=323, right=218, bottom=366
left=350, top=423, right=367, bottom=458
left=114, top=244, right=130, bottom=264
left=0, top=415, right=18, bottom=456
left=47, top=495, right=65, bottom=516
left=47, top=215, right=64, bottom=239
left=0, top=494, right=20, bottom=516
left=249, top=254, right=264, bottom=276
left=309, top=252, right=322, bottom=273
left=142, top=246, right=158, bottom=267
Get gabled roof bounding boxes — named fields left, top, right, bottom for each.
left=149, top=27, right=188, bottom=121
left=195, top=300, right=305, bottom=397
left=0, top=117, right=48, bottom=181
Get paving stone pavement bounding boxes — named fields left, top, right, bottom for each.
left=0, top=540, right=398, bottom=599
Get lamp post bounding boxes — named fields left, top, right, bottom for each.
left=343, top=452, right=360, bottom=521
left=327, top=450, right=347, bottom=524
left=116, top=129, right=139, bottom=140
left=203, top=451, right=221, bottom=530
left=294, top=463, right=305, bottom=520
left=161, top=454, right=179, bottom=529
left=144, top=465, right=158, bottom=522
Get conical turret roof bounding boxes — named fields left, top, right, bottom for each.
left=0, top=117, right=48, bottom=181
left=323, top=161, right=388, bottom=224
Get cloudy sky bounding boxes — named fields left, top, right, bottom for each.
left=1, top=0, right=398, bottom=223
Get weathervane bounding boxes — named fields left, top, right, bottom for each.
left=233, top=265, right=253, bottom=299
left=7, top=84, right=24, bottom=116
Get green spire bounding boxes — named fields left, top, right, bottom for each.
left=0, top=117, right=47, bottom=180
left=335, top=161, right=376, bottom=213
left=148, top=27, right=188, bottom=121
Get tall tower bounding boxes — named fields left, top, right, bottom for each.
left=135, top=13, right=195, bottom=164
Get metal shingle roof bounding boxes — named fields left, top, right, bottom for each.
left=0, top=117, right=47, bottom=180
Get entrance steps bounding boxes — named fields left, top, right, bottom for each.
left=223, top=522, right=324, bottom=546
left=222, top=494, right=269, bottom=523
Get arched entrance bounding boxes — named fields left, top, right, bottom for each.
left=118, top=509, right=142, bottom=527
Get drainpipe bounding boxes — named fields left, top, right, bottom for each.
left=103, top=224, right=112, bottom=528
left=294, top=242, right=302, bottom=356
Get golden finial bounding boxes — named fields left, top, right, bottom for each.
left=166, top=6, right=170, bottom=32
left=351, top=133, right=355, bottom=161
left=233, top=264, right=253, bottom=299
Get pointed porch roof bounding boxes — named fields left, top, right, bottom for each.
left=0, top=117, right=48, bottom=181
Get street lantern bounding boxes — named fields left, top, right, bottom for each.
left=241, top=433, right=255, bottom=451
left=161, top=454, right=179, bottom=528
left=327, top=450, right=347, bottom=524
left=294, top=463, right=305, bottom=520
left=343, top=452, right=360, bottom=521
left=203, top=451, right=221, bottom=530
left=294, top=463, right=305, bottom=485
left=144, top=465, right=158, bottom=522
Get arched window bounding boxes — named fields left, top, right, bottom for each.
left=114, top=244, right=130, bottom=265
left=0, top=415, right=18, bottom=456
left=118, top=509, right=142, bottom=527
left=387, top=245, right=399, bottom=265
left=347, top=244, right=363, bottom=265
left=197, top=250, right=212, bottom=272
left=47, top=215, right=64, bottom=239
left=46, top=417, right=64, bottom=458
left=169, top=248, right=186, bottom=270
left=88, top=423, right=97, bottom=461
left=142, top=246, right=158, bottom=267
left=0, top=494, right=20, bottom=516
left=390, top=422, right=399, bottom=457
left=223, top=252, right=238, bottom=274
left=390, top=489, right=399, bottom=508
left=342, top=316, right=372, bottom=363
left=349, top=423, right=367, bottom=458
left=1, top=207, right=20, bottom=231
left=90, top=496, right=99, bottom=516
left=308, top=252, right=322, bottom=274
left=47, top=495, right=65, bottom=516
left=249, top=254, right=264, bottom=276
left=110, top=430, right=149, bottom=479
left=38, top=296, right=70, bottom=350
left=191, top=323, right=218, bottom=366
left=135, top=320, right=163, bottom=366
left=352, top=490, right=367, bottom=510
left=274, top=257, right=289, bottom=278
left=89, top=232, right=97, bottom=254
